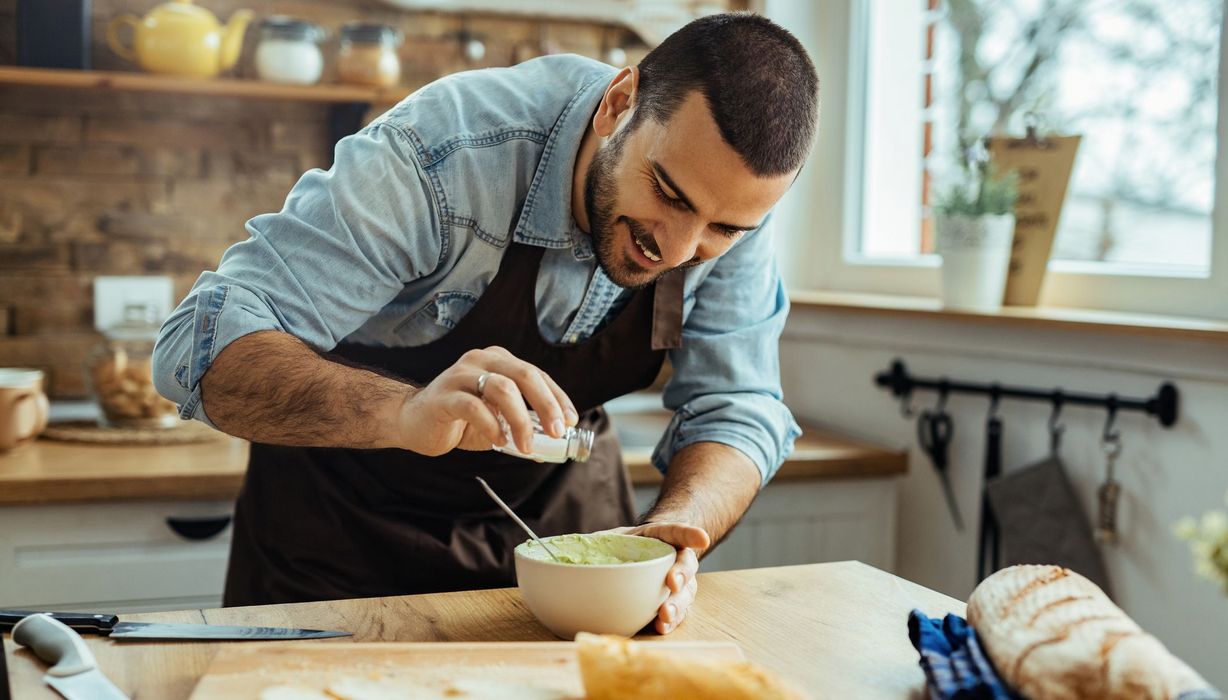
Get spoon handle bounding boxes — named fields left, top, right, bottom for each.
left=474, top=477, right=561, bottom=562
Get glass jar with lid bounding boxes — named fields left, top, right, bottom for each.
left=86, top=302, right=179, bottom=429
left=254, top=16, right=325, bottom=85
left=337, top=22, right=403, bottom=88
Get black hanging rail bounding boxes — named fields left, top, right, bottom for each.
left=874, top=359, right=1179, bottom=428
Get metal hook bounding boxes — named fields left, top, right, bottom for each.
left=1102, top=395, right=1120, bottom=443
left=899, top=390, right=916, bottom=418
left=936, top=380, right=950, bottom=413
left=1101, top=395, right=1123, bottom=459
left=1049, top=391, right=1065, bottom=455
left=987, top=384, right=1002, bottom=419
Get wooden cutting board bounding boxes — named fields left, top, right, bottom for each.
left=190, top=640, right=744, bottom=699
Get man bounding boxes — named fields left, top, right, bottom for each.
left=152, top=12, right=818, bottom=636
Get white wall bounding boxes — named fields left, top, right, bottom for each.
left=780, top=305, right=1228, bottom=688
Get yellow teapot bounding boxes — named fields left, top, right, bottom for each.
left=106, top=0, right=253, bottom=78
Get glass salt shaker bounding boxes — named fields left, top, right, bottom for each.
left=492, top=410, right=594, bottom=463
left=254, top=17, right=325, bottom=86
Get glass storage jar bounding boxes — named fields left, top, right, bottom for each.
left=337, top=22, right=403, bottom=88
left=87, top=302, right=179, bottom=429
left=254, top=16, right=325, bottom=85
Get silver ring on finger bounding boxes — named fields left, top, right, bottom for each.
left=476, top=371, right=494, bottom=398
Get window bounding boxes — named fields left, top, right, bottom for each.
left=766, top=0, right=1228, bottom=319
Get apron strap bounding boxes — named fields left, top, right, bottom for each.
left=651, top=269, right=685, bottom=351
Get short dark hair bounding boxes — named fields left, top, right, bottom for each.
left=633, top=12, right=819, bottom=176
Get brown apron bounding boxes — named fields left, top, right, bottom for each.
left=222, top=241, right=684, bottom=606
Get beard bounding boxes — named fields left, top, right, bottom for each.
left=582, top=127, right=669, bottom=290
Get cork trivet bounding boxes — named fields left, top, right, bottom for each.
left=40, top=420, right=225, bottom=445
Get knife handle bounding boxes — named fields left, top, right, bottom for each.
left=11, top=615, right=97, bottom=677
left=0, top=611, right=116, bottom=634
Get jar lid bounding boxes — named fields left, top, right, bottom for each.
left=104, top=303, right=161, bottom=341
left=340, top=22, right=404, bottom=47
left=259, top=16, right=325, bottom=43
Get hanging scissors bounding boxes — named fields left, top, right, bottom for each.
left=917, top=384, right=964, bottom=531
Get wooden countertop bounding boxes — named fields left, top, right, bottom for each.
left=1, top=561, right=963, bottom=699
left=0, top=425, right=906, bottom=506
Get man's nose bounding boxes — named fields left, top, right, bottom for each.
left=655, top=219, right=706, bottom=268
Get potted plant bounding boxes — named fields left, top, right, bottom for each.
left=933, top=161, right=1019, bottom=311
left=1174, top=493, right=1228, bottom=596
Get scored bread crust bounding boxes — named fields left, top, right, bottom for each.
left=967, top=565, right=1213, bottom=700
left=575, top=632, right=809, bottom=700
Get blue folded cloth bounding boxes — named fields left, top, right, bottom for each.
left=908, top=609, right=1019, bottom=700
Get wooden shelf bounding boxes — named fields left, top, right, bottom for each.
left=0, top=66, right=418, bottom=105
left=790, top=290, right=1228, bottom=343
left=0, top=421, right=904, bottom=505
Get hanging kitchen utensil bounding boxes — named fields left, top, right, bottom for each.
left=1096, top=399, right=1123, bottom=546
left=984, top=393, right=1113, bottom=595
left=916, top=385, right=964, bottom=531
left=977, top=389, right=1004, bottom=582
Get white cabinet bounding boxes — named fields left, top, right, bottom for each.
left=0, top=500, right=233, bottom=613
left=634, top=477, right=898, bottom=573
left=0, top=478, right=897, bottom=613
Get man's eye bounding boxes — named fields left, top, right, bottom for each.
left=651, top=179, right=688, bottom=210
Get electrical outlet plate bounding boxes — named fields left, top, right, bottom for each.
left=93, top=276, right=174, bottom=332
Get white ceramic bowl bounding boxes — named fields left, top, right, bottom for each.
left=514, top=533, right=675, bottom=639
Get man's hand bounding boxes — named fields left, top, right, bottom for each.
left=198, top=333, right=579, bottom=453
left=606, top=522, right=711, bottom=635
left=398, top=346, right=579, bottom=456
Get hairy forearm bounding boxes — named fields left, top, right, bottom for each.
left=641, top=442, right=762, bottom=553
left=199, top=330, right=414, bottom=448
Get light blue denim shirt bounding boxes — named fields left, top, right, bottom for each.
left=152, top=54, right=800, bottom=485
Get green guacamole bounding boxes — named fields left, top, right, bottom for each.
left=517, top=533, right=673, bottom=565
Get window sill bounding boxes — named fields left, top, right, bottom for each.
left=788, top=290, right=1228, bottom=343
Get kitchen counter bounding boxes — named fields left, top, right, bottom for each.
left=0, top=423, right=906, bottom=505
left=1, top=561, right=963, bottom=699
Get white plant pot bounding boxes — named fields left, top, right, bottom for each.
left=935, top=213, right=1016, bottom=312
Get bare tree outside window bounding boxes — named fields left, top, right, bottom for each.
left=929, top=0, right=1220, bottom=270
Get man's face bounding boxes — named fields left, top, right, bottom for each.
left=584, top=90, right=797, bottom=289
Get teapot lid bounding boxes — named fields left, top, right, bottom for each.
left=148, top=0, right=220, bottom=25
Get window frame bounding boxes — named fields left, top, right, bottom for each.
left=764, top=0, right=1228, bottom=321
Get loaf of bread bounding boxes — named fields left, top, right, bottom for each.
left=576, top=633, right=808, bottom=700
left=967, top=565, right=1215, bottom=700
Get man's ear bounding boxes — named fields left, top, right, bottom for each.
left=592, top=66, right=639, bottom=138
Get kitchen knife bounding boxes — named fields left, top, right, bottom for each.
left=0, top=610, right=350, bottom=640
left=12, top=614, right=129, bottom=700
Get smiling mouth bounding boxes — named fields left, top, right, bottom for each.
left=628, top=221, right=662, bottom=263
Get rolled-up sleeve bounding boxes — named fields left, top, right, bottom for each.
left=152, top=123, right=442, bottom=424
left=651, top=222, right=801, bottom=486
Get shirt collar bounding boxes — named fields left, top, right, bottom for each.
left=512, top=67, right=615, bottom=253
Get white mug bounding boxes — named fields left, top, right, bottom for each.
left=0, top=368, right=50, bottom=451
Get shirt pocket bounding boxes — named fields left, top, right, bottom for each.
left=396, top=290, right=480, bottom=336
